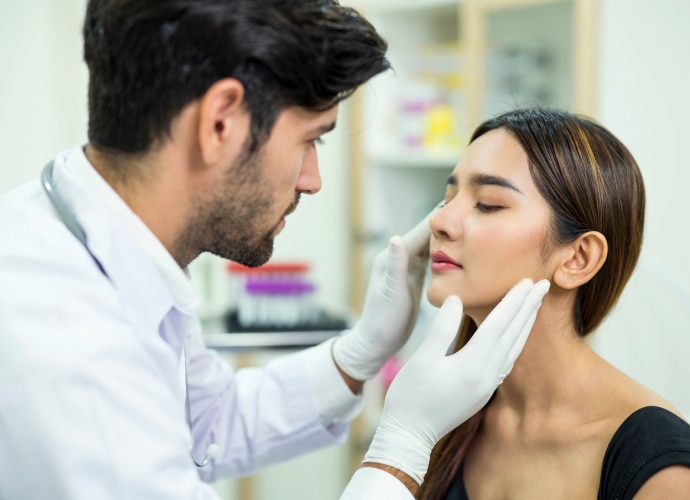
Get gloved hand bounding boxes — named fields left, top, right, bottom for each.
left=333, top=211, right=433, bottom=382
left=363, top=278, right=550, bottom=485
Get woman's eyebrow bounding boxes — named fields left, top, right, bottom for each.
left=446, top=172, right=524, bottom=195
left=469, top=172, right=524, bottom=194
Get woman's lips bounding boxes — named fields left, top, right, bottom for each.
left=430, top=250, right=462, bottom=271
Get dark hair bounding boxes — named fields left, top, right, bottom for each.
left=83, top=0, right=390, bottom=156
left=418, top=108, right=646, bottom=499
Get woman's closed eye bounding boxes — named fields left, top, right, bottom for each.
left=475, top=202, right=504, bottom=213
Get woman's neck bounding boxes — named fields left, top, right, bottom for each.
left=487, top=292, right=602, bottom=423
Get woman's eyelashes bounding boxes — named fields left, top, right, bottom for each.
left=437, top=198, right=504, bottom=213
left=475, top=202, right=504, bottom=213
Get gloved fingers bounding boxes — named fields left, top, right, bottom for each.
left=497, top=279, right=549, bottom=366
left=467, top=279, right=536, bottom=351
left=497, top=308, right=539, bottom=382
left=412, top=295, right=463, bottom=361
left=401, top=206, right=435, bottom=257
left=478, top=279, right=550, bottom=375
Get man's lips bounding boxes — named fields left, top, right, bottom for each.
left=284, top=194, right=301, bottom=218
left=430, top=250, right=462, bottom=270
left=271, top=195, right=301, bottom=236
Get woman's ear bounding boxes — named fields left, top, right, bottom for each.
left=553, top=231, right=608, bottom=289
left=197, top=78, right=247, bottom=166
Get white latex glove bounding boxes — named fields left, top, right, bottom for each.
left=363, top=278, right=551, bottom=485
left=332, top=211, right=432, bottom=381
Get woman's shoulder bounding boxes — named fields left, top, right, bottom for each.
left=597, top=357, right=683, bottom=420
left=611, top=405, right=690, bottom=441
left=598, top=405, right=690, bottom=499
left=597, top=361, right=689, bottom=440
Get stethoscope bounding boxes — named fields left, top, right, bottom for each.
left=41, top=161, right=218, bottom=468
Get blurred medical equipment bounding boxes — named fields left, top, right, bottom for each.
left=225, top=262, right=349, bottom=332
left=41, top=161, right=217, bottom=468
left=229, top=262, right=318, bottom=328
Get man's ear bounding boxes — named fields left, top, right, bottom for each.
left=197, top=78, right=247, bottom=166
left=553, top=231, right=608, bottom=289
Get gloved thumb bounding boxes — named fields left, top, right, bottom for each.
left=414, top=295, right=463, bottom=360
left=383, top=235, right=409, bottom=287
left=402, top=209, right=433, bottom=257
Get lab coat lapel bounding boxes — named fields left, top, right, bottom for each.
left=50, top=152, right=191, bottom=374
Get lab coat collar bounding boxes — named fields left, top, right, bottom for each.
left=59, top=147, right=200, bottom=315
left=48, top=147, right=199, bottom=359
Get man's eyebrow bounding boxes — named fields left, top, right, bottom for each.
left=469, top=172, right=524, bottom=194
left=310, top=121, right=337, bottom=136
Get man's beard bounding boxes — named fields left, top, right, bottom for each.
left=214, top=192, right=301, bottom=268
left=175, top=150, right=300, bottom=268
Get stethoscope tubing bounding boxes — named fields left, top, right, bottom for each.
left=40, top=160, right=214, bottom=468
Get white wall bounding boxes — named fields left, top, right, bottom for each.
left=0, top=0, right=88, bottom=192
left=589, top=0, right=690, bottom=417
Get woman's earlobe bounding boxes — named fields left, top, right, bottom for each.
left=553, top=231, right=608, bottom=289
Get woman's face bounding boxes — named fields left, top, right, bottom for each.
left=427, top=128, right=555, bottom=321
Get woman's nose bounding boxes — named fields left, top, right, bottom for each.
left=430, top=199, right=462, bottom=240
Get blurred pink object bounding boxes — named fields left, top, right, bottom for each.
left=379, top=355, right=404, bottom=390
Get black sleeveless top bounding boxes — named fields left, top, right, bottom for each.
left=443, top=406, right=690, bottom=499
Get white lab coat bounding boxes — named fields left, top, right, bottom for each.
left=0, top=147, right=411, bottom=499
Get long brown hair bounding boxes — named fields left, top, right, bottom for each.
left=418, top=108, right=645, bottom=499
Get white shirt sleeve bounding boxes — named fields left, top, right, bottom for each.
left=341, top=467, right=415, bottom=499
left=305, top=336, right=363, bottom=428
left=186, top=329, right=363, bottom=481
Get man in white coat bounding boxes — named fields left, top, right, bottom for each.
left=0, top=0, right=549, bottom=498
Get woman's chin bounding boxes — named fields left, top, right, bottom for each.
left=425, top=289, right=446, bottom=308
left=426, top=286, right=502, bottom=322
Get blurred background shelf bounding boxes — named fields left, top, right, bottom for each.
left=203, top=331, right=344, bottom=351
left=347, top=0, right=597, bottom=312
